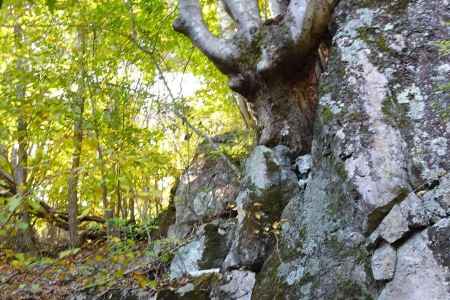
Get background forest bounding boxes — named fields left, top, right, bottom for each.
left=0, top=0, right=255, bottom=297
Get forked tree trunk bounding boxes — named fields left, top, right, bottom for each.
left=173, top=0, right=336, bottom=155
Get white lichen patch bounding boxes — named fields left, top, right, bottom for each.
left=335, top=9, right=375, bottom=68
left=320, top=93, right=343, bottom=114
left=397, top=85, right=424, bottom=104
left=384, top=23, right=394, bottom=31
left=430, top=137, right=448, bottom=157
left=278, top=261, right=305, bottom=286
left=397, top=84, right=426, bottom=120
left=389, top=34, right=406, bottom=52
left=343, top=51, right=409, bottom=210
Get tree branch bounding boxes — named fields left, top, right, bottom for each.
left=0, top=168, right=16, bottom=194
left=173, top=0, right=239, bottom=74
left=269, top=0, right=289, bottom=17
left=217, top=0, right=236, bottom=38
left=32, top=200, right=105, bottom=231
left=221, top=0, right=261, bottom=34
left=286, top=0, right=334, bottom=50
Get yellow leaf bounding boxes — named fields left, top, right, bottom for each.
left=132, top=272, right=149, bottom=288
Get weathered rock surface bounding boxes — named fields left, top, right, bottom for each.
left=223, top=145, right=299, bottom=271
left=168, top=140, right=240, bottom=240
left=371, top=243, right=396, bottom=281
left=211, top=270, right=256, bottom=300
left=378, top=220, right=450, bottom=300
left=170, top=221, right=233, bottom=279
left=252, top=0, right=450, bottom=299
left=164, top=0, right=449, bottom=299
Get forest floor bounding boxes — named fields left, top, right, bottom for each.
left=0, top=238, right=175, bottom=299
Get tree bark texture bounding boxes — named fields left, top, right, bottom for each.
left=174, top=0, right=337, bottom=155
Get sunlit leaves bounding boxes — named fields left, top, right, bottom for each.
left=7, top=195, right=22, bottom=212
left=0, top=0, right=250, bottom=251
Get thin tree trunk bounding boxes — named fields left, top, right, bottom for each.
left=142, top=186, right=149, bottom=220
left=123, top=194, right=128, bottom=220
left=116, top=165, right=122, bottom=220
left=86, top=30, right=113, bottom=234
left=67, top=27, right=86, bottom=248
left=129, top=187, right=135, bottom=224
left=13, top=22, right=34, bottom=252
left=89, top=98, right=112, bottom=229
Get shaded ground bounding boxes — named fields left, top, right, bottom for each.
left=0, top=238, right=176, bottom=299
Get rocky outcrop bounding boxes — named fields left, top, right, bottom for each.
left=165, top=142, right=302, bottom=298
left=223, top=145, right=299, bottom=271
left=167, top=138, right=240, bottom=279
left=168, top=141, right=240, bottom=241
left=252, top=0, right=450, bottom=299
left=164, top=0, right=449, bottom=299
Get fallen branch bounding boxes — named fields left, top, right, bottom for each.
left=31, top=200, right=105, bottom=231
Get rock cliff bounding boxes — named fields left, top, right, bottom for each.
left=163, top=0, right=449, bottom=299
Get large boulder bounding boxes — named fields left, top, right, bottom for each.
left=167, top=136, right=241, bottom=279
left=167, top=143, right=300, bottom=297
left=168, top=139, right=240, bottom=240
left=378, top=219, right=450, bottom=300
left=167, top=2, right=449, bottom=297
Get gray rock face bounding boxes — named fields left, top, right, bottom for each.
left=369, top=189, right=450, bottom=247
left=371, top=243, right=396, bottom=281
left=252, top=0, right=450, bottom=299
left=167, top=137, right=241, bottom=280
left=223, top=145, right=300, bottom=271
left=170, top=219, right=236, bottom=279
left=376, top=205, right=410, bottom=244
left=170, top=236, right=205, bottom=279
left=168, top=144, right=240, bottom=240
left=165, top=0, right=449, bottom=298
left=211, top=270, right=256, bottom=300
left=379, top=222, right=450, bottom=300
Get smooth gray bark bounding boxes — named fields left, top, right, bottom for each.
left=269, top=0, right=289, bottom=16
left=221, top=0, right=261, bottom=34
left=174, top=0, right=336, bottom=153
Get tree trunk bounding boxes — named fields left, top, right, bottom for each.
left=89, top=98, right=111, bottom=223
left=174, top=0, right=335, bottom=155
left=13, top=22, right=34, bottom=252
left=246, top=56, right=320, bottom=154
left=115, top=167, right=123, bottom=220
left=67, top=27, right=86, bottom=248
left=129, top=191, right=135, bottom=224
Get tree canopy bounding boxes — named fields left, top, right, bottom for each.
left=0, top=0, right=252, bottom=249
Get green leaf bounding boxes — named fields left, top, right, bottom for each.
left=30, top=284, right=41, bottom=293
left=46, top=0, right=56, bottom=12
left=18, top=222, right=29, bottom=231
left=8, top=196, right=22, bottom=212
